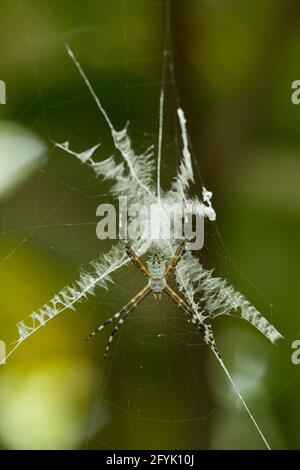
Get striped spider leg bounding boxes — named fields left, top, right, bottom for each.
left=86, top=285, right=151, bottom=358
left=163, top=241, right=220, bottom=356
left=124, top=242, right=150, bottom=278
left=87, top=240, right=219, bottom=359
left=163, top=239, right=187, bottom=278
left=86, top=243, right=151, bottom=358
left=164, top=285, right=220, bottom=358
left=102, top=285, right=151, bottom=359
left=164, top=285, right=204, bottom=330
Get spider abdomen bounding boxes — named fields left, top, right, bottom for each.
left=148, top=277, right=167, bottom=293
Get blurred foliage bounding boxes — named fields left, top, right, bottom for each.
left=0, top=122, right=46, bottom=198
left=0, top=0, right=299, bottom=450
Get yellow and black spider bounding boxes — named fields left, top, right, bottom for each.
left=86, top=240, right=213, bottom=359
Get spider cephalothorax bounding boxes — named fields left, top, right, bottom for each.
left=146, top=252, right=166, bottom=278
left=86, top=240, right=214, bottom=359
left=146, top=252, right=167, bottom=296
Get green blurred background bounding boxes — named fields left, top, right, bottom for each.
left=0, top=0, right=299, bottom=450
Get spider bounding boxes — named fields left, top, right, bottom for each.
left=86, top=240, right=217, bottom=359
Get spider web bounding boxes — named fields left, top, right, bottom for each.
left=0, top=0, right=288, bottom=450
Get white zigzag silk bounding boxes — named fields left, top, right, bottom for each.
left=11, top=47, right=282, bottom=353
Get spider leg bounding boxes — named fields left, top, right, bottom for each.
left=164, top=285, right=201, bottom=327
left=86, top=310, right=124, bottom=340
left=86, top=285, right=150, bottom=340
left=103, top=311, right=130, bottom=360
left=124, top=242, right=150, bottom=277
left=164, top=240, right=187, bottom=278
left=86, top=284, right=150, bottom=347
left=164, top=285, right=221, bottom=357
left=103, top=285, right=151, bottom=359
